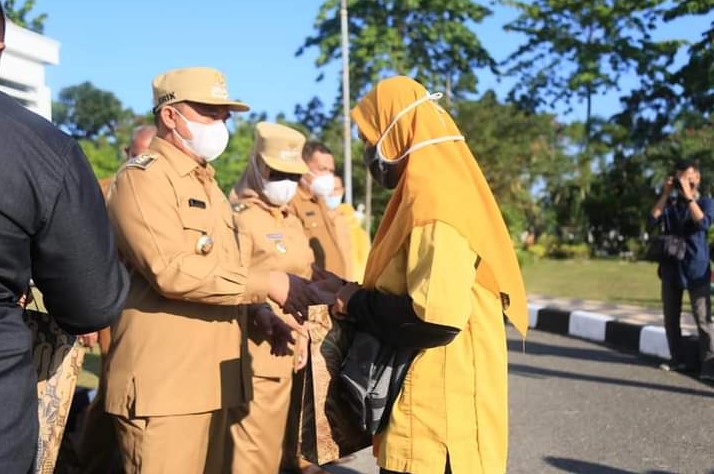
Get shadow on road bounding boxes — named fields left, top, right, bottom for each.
left=509, top=363, right=714, bottom=398
left=507, top=338, right=639, bottom=366
left=544, top=456, right=680, bottom=474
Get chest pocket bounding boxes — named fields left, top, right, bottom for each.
left=300, top=210, right=321, bottom=233
left=178, top=205, right=210, bottom=234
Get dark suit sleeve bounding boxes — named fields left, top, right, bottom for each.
left=30, top=142, right=128, bottom=335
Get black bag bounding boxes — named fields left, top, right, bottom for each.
left=339, top=331, right=418, bottom=434
left=646, top=207, right=686, bottom=263
left=645, top=234, right=686, bottom=262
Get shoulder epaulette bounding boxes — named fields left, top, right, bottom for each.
left=125, top=153, right=158, bottom=170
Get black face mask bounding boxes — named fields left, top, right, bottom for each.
left=363, top=144, right=406, bottom=190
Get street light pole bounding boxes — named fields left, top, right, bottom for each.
left=340, top=0, right=353, bottom=205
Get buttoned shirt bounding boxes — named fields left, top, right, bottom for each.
left=233, top=191, right=313, bottom=377
left=650, top=196, right=714, bottom=289
left=288, top=186, right=346, bottom=278
left=104, top=137, right=267, bottom=417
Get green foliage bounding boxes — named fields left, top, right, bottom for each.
left=454, top=91, right=561, bottom=234
left=626, top=237, right=644, bottom=260
left=53, top=82, right=129, bottom=140
left=2, top=0, right=46, bottom=33
left=502, top=0, right=675, bottom=147
left=614, top=1, right=712, bottom=151
left=515, top=248, right=536, bottom=267
left=663, top=0, right=714, bottom=114
left=556, top=243, right=590, bottom=260
left=299, top=0, right=496, bottom=111
left=522, top=259, right=663, bottom=308
left=527, top=244, right=547, bottom=259
left=78, top=138, right=123, bottom=180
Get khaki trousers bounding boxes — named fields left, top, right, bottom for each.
left=231, top=375, right=292, bottom=473
left=112, top=410, right=230, bottom=474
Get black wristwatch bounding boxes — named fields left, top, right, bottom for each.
left=685, top=197, right=694, bottom=204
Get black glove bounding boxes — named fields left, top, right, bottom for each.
left=281, top=274, right=314, bottom=324
left=250, top=304, right=295, bottom=357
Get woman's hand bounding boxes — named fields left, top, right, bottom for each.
left=311, top=265, right=346, bottom=293
left=331, top=282, right=362, bottom=320
left=294, top=334, right=309, bottom=372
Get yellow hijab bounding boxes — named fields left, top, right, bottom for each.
left=351, top=76, right=528, bottom=336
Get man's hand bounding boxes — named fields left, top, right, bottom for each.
left=677, top=175, right=695, bottom=201
left=663, top=175, right=675, bottom=194
left=268, top=272, right=337, bottom=324
left=268, top=272, right=310, bottom=323
left=251, top=305, right=295, bottom=357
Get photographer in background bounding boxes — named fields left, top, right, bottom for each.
left=649, top=160, right=714, bottom=381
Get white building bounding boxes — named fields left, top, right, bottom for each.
left=1, top=21, right=59, bottom=119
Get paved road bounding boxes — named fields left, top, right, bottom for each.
left=322, top=329, right=714, bottom=473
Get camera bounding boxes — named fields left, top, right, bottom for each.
left=672, top=177, right=683, bottom=192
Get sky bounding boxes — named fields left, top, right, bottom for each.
left=28, top=0, right=713, bottom=125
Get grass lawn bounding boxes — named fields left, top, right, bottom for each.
left=521, top=258, right=668, bottom=309
left=77, top=348, right=101, bottom=389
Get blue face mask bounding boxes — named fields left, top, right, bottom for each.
left=325, top=194, right=343, bottom=210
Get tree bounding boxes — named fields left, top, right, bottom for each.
left=616, top=0, right=713, bottom=151
left=79, top=138, right=124, bottom=180
left=299, top=0, right=496, bottom=108
left=502, top=0, right=676, bottom=147
left=211, top=113, right=267, bottom=194
left=2, top=0, right=46, bottom=33
left=453, top=91, right=561, bottom=235
left=53, top=82, right=129, bottom=140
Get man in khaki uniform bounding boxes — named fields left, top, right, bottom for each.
left=289, top=142, right=347, bottom=278
left=79, top=124, right=158, bottom=474
left=229, top=122, right=314, bottom=473
left=104, top=67, right=313, bottom=473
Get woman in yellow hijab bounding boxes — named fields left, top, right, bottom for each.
left=320, top=76, right=528, bottom=474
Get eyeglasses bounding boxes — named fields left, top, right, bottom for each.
left=184, top=101, right=231, bottom=122
left=268, top=169, right=301, bottom=182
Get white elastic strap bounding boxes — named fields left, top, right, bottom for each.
left=375, top=91, right=443, bottom=161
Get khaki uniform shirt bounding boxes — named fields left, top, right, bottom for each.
left=104, top=137, right=268, bottom=418
left=288, top=186, right=346, bottom=278
left=233, top=194, right=313, bottom=378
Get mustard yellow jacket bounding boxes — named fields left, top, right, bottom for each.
left=373, top=221, right=508, bottom=474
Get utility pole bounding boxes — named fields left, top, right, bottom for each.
left=340, top=0, right=353, bottom=205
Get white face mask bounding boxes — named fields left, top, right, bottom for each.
left=367, top=91, right=465, bottom=188
left=261, top=177, right=298, bottom=206
left=309, top=173, right=335, bottom=198
left=173, top=109, right=229, bottom=162
left=325, top=194, right=343, bottom=210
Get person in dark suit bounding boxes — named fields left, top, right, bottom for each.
left=0, top=7, right=129, bottom=472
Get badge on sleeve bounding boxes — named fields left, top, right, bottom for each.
left=126, top=153, right=157, bottom=170
left=196, top=234, right=214, bottom=255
